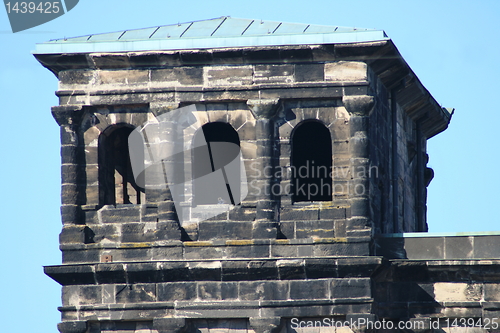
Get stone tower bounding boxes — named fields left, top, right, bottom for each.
left=36, top=17, right=456, bottom=333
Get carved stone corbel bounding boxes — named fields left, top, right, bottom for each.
left=150, top=102, right=181, bottom=118
left=342, top=95, right=375, bottom=116
left=153, top=318, right=188, bottom=333
left=247, top=98, right=280, bottom=119
left=52, top=105, right=85, bottom=126
left=57, top=321, right=87, bottom=333
left=249, top=317, right=283, bottom=333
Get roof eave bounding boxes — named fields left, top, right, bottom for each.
left=365, top=40, right=451, bottom=138
left=34, top=30, right=388, bottom=55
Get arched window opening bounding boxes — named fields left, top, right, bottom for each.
left=192, top=122, right=241, bottom=206
left=99, top=125, right=144, bottom=205
left=291, top=121, right=332, bottom=202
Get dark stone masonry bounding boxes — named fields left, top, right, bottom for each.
left=35, top=17, right=500, bottom=333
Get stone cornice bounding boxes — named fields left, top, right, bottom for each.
left=39, top=40, right=450, bottom=138
left=45, top=256, right=381, bottom=285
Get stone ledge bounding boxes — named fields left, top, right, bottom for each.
left=482, top=302, right=500, bottom=309
left=390, top=259, right=500, bottom=266
left=45, top=257, right=381, bottom=285
left=426, top=259, right=500, bottom=266
left=440, top=301, right=482, bottom=307
left=58, top=299, right=373, bottom=321
left=59, top=302, right=176, bottom=312
left=260, top=298, right=372, bottom=307
left=55, top=81, right=369, bottom=97
left=58, top=297, right=373, bottom=312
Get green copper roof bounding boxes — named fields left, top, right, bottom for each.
left=34, top=16, right=388, bottom=54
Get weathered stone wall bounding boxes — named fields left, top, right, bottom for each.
left=53, top=49, right=433, bottom=238
left=366, top=66, right=428, bottom=234
left=54, top=58, right=384, bottom=263
left=56, top=61, right=367, bottom=106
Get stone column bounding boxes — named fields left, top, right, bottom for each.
left=247, top=99, right=280, bottom=239
left=149, top=102, right=183, bottom=240
left=52, top=105, right=85, bottom=225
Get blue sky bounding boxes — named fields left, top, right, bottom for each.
left=0, top=0, right=499, bottom=331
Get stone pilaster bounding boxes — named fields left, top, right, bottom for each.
left=150, top=102, right=182, bottom=240
left=52, top=105, right=85, bottom=225
left=147, top=102, right=180, bottom=203
left=247, top=99, right=280, bottom=239
left=342, top=95, right=375, bottom=238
